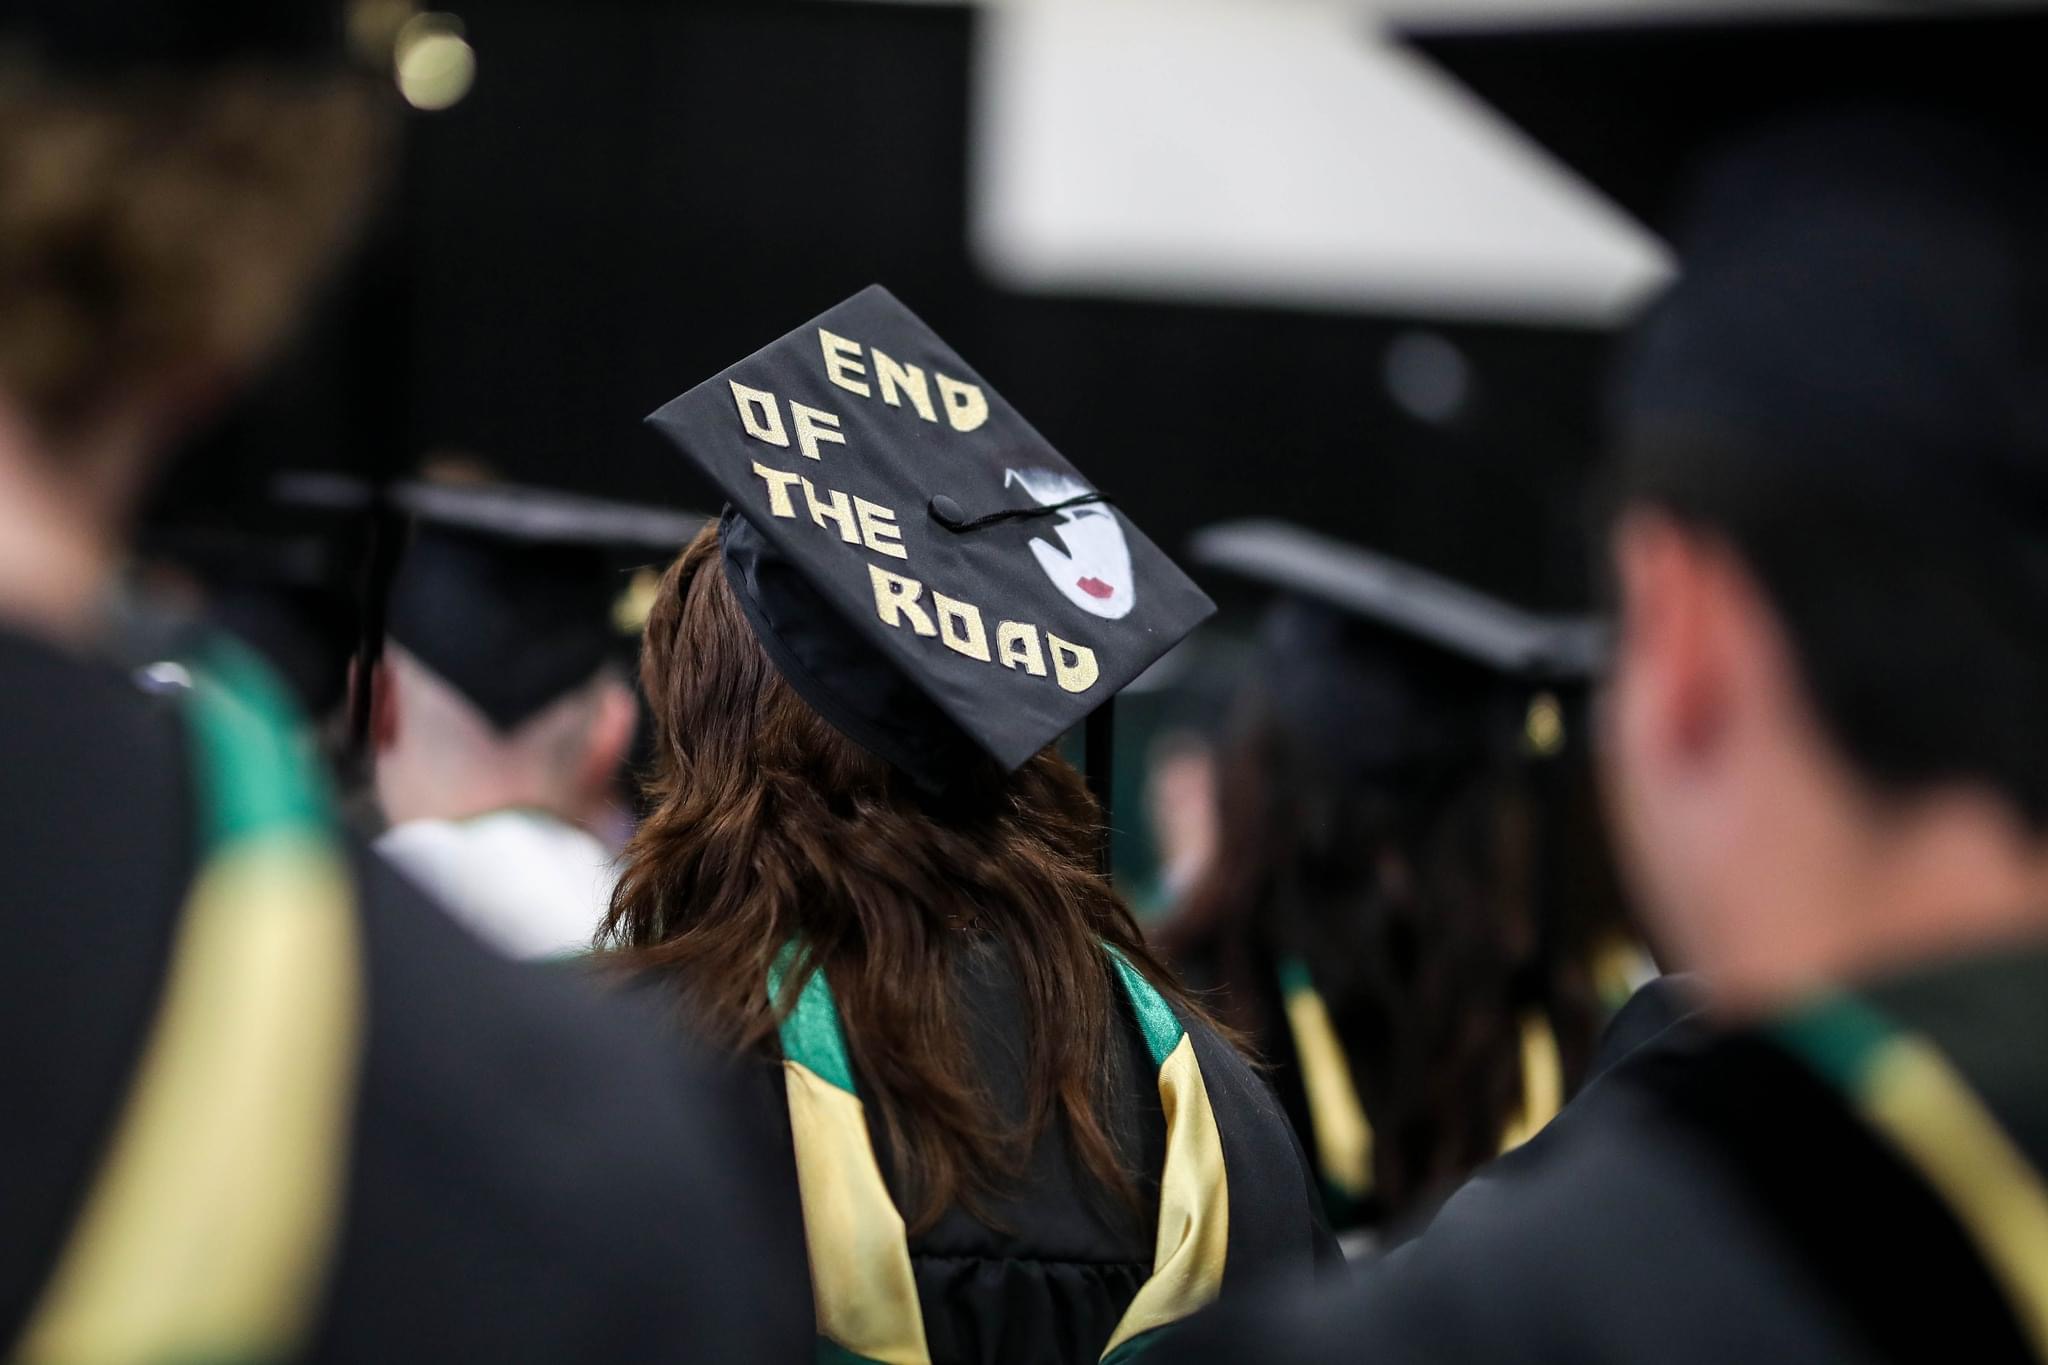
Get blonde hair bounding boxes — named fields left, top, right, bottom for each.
left=0, top=61, right=386, bottom=439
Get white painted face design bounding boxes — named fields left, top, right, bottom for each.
left=1005, top=468, right=1136, bottom=621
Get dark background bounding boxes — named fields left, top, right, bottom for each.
left=156, top=0, right=1616, bottom=615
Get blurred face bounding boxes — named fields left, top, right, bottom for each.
left=1604, top=504, right=2048, bottom=1009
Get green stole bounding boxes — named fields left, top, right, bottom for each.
left=12, top=638, right=361, bottom=1365
left=768, top=944, right=1229, bottom=1365
left=1773, top=989, right=2048, bottom=1360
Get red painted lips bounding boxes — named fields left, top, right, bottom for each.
left=1077, top=576, right=1115, bottom=600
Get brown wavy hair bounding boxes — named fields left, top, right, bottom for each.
left=601, top=523, right=1205, bottom=1230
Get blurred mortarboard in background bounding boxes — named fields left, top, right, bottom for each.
left=646, top=284, right=1215, bottom=792
left=379, top=479, right=705, bottom=732
left=1192, top=519, right=1604, bottom=777
left=141, top=472, right=376, bottom=719
left=1194, top=520, right=1603, bottom=680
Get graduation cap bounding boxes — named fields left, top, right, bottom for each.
left=645, top=285, right=1215, bottom=795
left=1194, top=520, right=1603, bottom=681
left=382, top=480, right=706, bottom=732
left=142, top=473, right=379, bottom=719
left=1191, top=520, right=1604, bottom=775
left=0, top=0, right=354, bottom=72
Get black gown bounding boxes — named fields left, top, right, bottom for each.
left=1164, top=947, right=2048, bottom=1364
left=720, top=936, right=1337, bottom=1364
left=0, top=625, right=812, bottom=1362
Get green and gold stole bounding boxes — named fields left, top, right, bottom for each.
left=1774, top=993, right=2048, bottom=1360
left=1277, top=957, right=1563, bottom=1218
left=768, top=944, right=1229, bottom=1365
left=12, top=639, right=362, bottom=1365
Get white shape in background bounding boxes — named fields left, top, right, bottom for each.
left=1005, top=468, right=1138, bottom=620
left=970, top=0, right=1676, bottom=327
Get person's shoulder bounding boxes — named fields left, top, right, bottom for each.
left=0, top=631, right=196, bottom=1344
left=1167, top=1033, right=1871, bottom=1365
left=346, top=846, right=779, bottom=1211
left=1586, top=972, right=1708, bottom=1083
left=310, top=853, right=812, bottom=1361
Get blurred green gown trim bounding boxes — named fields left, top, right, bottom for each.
left=1774, top=990, right=2048, bottom=1359
left=11, top=636, right=361, bottom=1365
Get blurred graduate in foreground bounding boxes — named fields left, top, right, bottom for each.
left=0, top=4, right=806, bottom=1359
left=1168, top=7, right=2048, bottom=1362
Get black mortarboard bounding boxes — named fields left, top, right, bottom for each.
left=1192, top=520, right=1603, bottom=776
left=0, top=0, right=351, bottom=72
left=645, top=285, right=1216, bottom=791
left=143, top=473, right=376, bottom=719
left=1194, top=520, right=1603, bottom=680
left=383, top=481, right=705, bottom=732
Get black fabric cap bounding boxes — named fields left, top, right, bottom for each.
left=645, top=285, right=1215, bottom=789
left=0, top=0, right=350, bottom=72
left=146, top=522, right=366, bottom=720
left=142, top=470, right=384, bottom=719
left=1191, top=520, right=1604, bottom=680
left=1404, top=7, right=2048, bottom=236
left=719, top=509, right=981, bottom=784
left=384, top=482, right=705, bottom=732
left=1192, top=519, right=1602, bottom=777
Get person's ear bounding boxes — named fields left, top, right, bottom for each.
left=1613, top=509, right=1729, bottom=770
left=362, top=656, right=399, bottom=754
left=577, top=676, right=639, bottom=801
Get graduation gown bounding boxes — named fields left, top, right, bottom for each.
left=1165, top=946, right=2048, bottom=1364
left=0, top=625, right=811, bottom=1362
left=723, top=935, right=1335, bottom=1364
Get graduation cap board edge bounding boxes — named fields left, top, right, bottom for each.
left=1399, top=4, right=2048, bottom=236
left=392, top=480, right=707, bottom=551
left=1190, top=519, right=1608, bottom=683
left=274, top=471, right=710, bottom=549
left=644, top=285, right=1216, bottom=836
